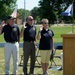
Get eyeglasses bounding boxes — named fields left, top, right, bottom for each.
left=28, top=19, right=33, bottom=21
left=42, top=22, right=48, bottom=24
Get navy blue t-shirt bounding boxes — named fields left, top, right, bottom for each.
left=39, top=28, right=54, bottom=50
left=2, top=24, right=20, bottom=42
left=23, top=23, right=36, bottom=41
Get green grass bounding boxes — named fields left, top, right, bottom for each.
left=50, top=26, right=74, bottom=42
left=0, top=48, right=63, bottom=75
left=0, top=25, right=75, bottom=43
left=0, top=24, right=75, bottom=74
left=0, top=25, right=64, bottom=74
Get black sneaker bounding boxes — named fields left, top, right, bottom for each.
left=24, top=73, right=28, bottom=75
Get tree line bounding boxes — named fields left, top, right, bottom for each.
left=0, top=0, right=75, bottom=24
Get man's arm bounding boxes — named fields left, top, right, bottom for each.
left=20, top=22, right=26, bottom=37
left=0, top=21, right=6, bottom=34
left=17, top=27, right=20, bottom=43
left=20, top=26, right=24, bottom=37
left=18, top=35, right=20, bottom=43
left=0, top=25, right=4, bottom=34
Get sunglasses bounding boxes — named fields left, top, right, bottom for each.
left=42, top=22, right=48, bottom=24
left=28, top=19, right=33, bottom=21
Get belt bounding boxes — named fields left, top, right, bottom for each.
left=24, top=41, right=34, bottom=43
left=7, top=41, right=17, bottom=44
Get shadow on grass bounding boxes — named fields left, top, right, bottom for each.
left=35, top=65, right=41, bottom=68
left=18, top=64, right=23, bottom=67
left=18, top=63, right=41, bottom=68
left=36, top=74, right=42, bottom=75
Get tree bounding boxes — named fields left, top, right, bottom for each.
left=38, top=0, right=74, bottom=24
left=55, top=0, right=73, bottom=23
left=38, top=0, right=56, bottom=24
left=18, top=9, right=30, bottom=23
left=0, top=0, right=17, bottom=20
left=31, top=7, right=39, bottom=20
left=30, top=7, right=40, bottom=23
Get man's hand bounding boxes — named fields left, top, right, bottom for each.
left=0, top=25, right=4, bottom=34
left=1, top=21, right=6, bottom=27
left=20, top=22, right=26, bottom=37
left=37, top=26, right=43, bottom=40
left=39, top=25, right=43, bottom=31
left=23, top=22, right=27, bottom=29
left=52, top=48, right=55, bottom=51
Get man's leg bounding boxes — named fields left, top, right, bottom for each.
left=23, top=42, right=31, bottom=75
left=30, top=43, right=36, bottom=74
left=12, top=42, right=19, bottom=74
left=4, top=43, right=12, bottom=74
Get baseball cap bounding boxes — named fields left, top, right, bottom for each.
left=7, top=15, right=14, bottom=20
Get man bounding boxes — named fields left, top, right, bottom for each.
left=20, top=16, right=36, bottom=75
left=0, top=15, right=20, bottom=75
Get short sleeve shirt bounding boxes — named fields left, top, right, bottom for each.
left=39, top=28, right=54, bottom=50
left=2, top=23, right=20, bottom=42
left=23, top=23, right=36, bottom=41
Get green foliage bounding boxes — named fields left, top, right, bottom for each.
left=31, top=7, right=39, bottom=20
left=38, top=0, right=56, bottom=24
left=18, top=9, right=30, bottom=22
left=30, top=7, right=41, bottom=23
left=54, top=0, right=75, bottom=22
left=38, top=0, right=74, bottom=23
left=0, top=0, right=17, bottom=20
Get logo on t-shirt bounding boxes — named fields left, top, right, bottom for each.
left=33, top=27, right=35, bottom=31
left=13, top=28, right=17, bottom=31
left=48, top=31, right=52, bottom=34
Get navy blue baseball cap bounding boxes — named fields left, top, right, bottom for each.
left=7, top=15, right=14, bottom=20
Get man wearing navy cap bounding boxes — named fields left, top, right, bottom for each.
left=0, top=15, right=20, bottom=75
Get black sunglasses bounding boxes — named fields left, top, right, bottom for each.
left=28, top=19, right=33, bottom=21
left=42, top=22, right=48, bottom=24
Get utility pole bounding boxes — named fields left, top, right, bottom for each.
left=24, top=0, right=26, bottom=22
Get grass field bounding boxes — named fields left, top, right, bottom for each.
left=0, top=48, right=63, bottom=75
left=0, top=25, right=75, bottom=74
left=0, top=25, right=75, bottom=42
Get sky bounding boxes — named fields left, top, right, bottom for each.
left=16, top=0, right=40, bottom=10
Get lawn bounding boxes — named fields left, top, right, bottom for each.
left=0, top=25, right=75, bottom=42
left=0, top=24, right=75, bottom=74
left=0, top=48, right=63, bottom=75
